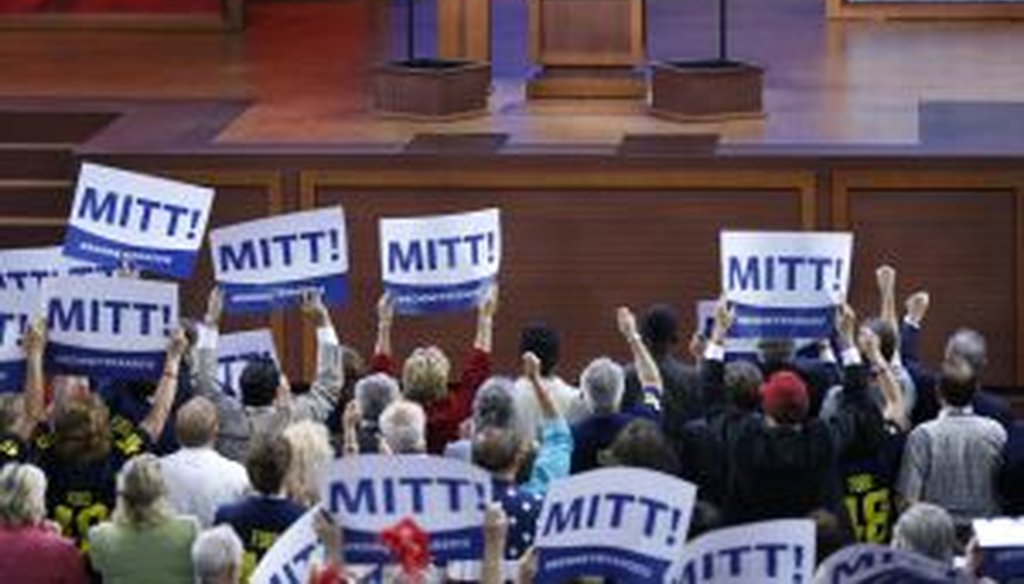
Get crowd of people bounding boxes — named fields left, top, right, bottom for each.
left=0, top=264, right=1021, bottom=583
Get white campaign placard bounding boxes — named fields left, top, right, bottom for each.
left=251, top=509, right=322, bottom=584
left=813, top=544, right=968, bottom=584
left=216, top=329, right=279, bottom=400
left=720, top=231, right=853, bottom=339
left=535, top=468, right=697, bottom=584
left=0, top=288, right=41, bottom=393
left=321, top=454, right=492, bottom=565
left=672, top=519, right=815, bottom=584
left=64, top=163, right=214, bottom=278
left=379, top=208, right=501, bottom=315
left=0, top=246, right=110, bottom=291
left=210, top=207, right=348, bottom=314
left=42, top=276, right=178, bottom=379
left=973, top=518, right=1024, bottom=581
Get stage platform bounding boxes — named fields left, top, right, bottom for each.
left=0, top=0, right=1022, bottom=399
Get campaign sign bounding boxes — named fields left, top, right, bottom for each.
left=696, top=299, right=818, bottom=358
left=380, top=208, right=500, bottom=315
left=720, top=231, right=853, bottom=339
left=210, top=207, right=348, bottom=314
left=813, top=544, right=967, bottom=583
left=251, top=509, right=322, bottom=584
left=974, top=518, right=1024, bottom=581
left=671, top=519, right=814, bottom=584
left=216, top=329, right=279, bottom=400
left=0, top=246, right=111, bottom=291
left=42, top=276, right=178, bottom=379
left=535, top=468, right=697, bottom=584
left=64, top=163, right=214, bottom=279
left=0, top=289, right=40, bottom=393
left=321, top=454, right=491, bottom=565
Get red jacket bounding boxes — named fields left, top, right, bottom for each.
left=371, top=349, right=491, bottom=454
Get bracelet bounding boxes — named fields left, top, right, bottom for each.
left=162, top=370, right=179, bottom=379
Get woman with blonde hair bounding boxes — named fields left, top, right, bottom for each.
left=0, top=463, right=87, bottom=583
left=88, top=453, right=200, bottom=583
left=283, top=419, right=335, bottom=507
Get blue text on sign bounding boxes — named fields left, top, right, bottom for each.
left=78, top=187, right=203, bottom=240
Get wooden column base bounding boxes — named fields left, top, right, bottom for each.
left=649, top=60, right=765, bottom=121
left=527, top=66, right=646, bottom=100
left=372, top=60, right=491, bottom=120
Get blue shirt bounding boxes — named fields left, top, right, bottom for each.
left=35, top=419, right=151, bottom=551
left=215, top=495, right=305, bottom=577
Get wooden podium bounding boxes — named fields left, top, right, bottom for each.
left=527, top=0, right=647, bottom=99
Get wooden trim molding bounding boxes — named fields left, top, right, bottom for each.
left=0, top=0, right=244, bottom=31
left=831, top=170, right=1024, bottom=385
left=827, top=0, right=1024, bottom=20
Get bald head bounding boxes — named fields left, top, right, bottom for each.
left=175, top=396, right=219, bottom=448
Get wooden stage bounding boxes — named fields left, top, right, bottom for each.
left=1, top=0, right=1023, bottom=400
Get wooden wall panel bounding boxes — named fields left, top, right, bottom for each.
left=834, top=172, right=1023, bottom=387
left=301, top=171, right=814, bottom=379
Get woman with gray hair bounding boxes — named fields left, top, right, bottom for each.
left=0, top=463, right=87, bottom=583
left=192, top=525, right=244, bottom=584
left=89, top=453, right=200, bottom=583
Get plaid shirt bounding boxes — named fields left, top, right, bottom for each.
left=897, top=406, right=1007, bottom=524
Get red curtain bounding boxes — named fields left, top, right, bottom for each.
left=0, top=0, right=220, bottom=13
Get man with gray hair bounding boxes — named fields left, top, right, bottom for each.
left=379, top=400, right=428, bottom=454
left=571, top=307, right=663, bottom=473
left=901, top=292, right=1014, bottom=428
left=353, top=373, right=400, bottom=453
left=192, top=525, right=244, bottom=584
left=891, top=502, right=959, bottom=565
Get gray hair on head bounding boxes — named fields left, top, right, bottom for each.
left=0, top=463, right=47, bottom=526
left=192, top=525, right=244, bottom=584
left=355, top=373, right=400, bottom=424
left=472, top=376, right=517, bottom=430
left=892, top=502, right=958, bottom=564
left=944, top=328, right=987, bottom=376
left=380, top=400, right=427, bottom=454
left=580, top=357, right=625, bottom=415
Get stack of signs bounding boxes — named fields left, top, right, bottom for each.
left=0, top=246, right=114, bottom=391
left=64, top=163, right=214, bottom=278
left=216, top=329, right=279, bottom=400
left=320, top=455, right=491, bottom=566
left=671, top=519, right=815, bottom=584
left=814, top=544, right=969, bottom=583
left=974, top=517, right=1024, bottom=581
left=379, top=208, right=501, bottom=315
left=720, top=231, right=852, bottom=340
left=210, top=207, right=349, bottom=314
left=534, top=468, right=697, bottom=583
left=42, top=276, right=178, bottom=379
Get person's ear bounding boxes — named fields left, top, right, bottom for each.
left=597, top=448, right=617, bottom=468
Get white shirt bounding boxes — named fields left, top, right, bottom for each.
left=160, top=446, right=250, bottom=528
left=513, top=375, right=587, bottom=441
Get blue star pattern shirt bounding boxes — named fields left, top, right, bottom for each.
left=492, top=478, right=543, bottom=560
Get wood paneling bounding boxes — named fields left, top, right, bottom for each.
left=300, top=169, right=815, bottom=379
left=833, top=171, right=1024, bottom=386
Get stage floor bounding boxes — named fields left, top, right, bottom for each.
left=2, top=0, right=1024, bottom=151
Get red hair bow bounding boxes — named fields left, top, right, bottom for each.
left=381, top=517, right=432, bottom=581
